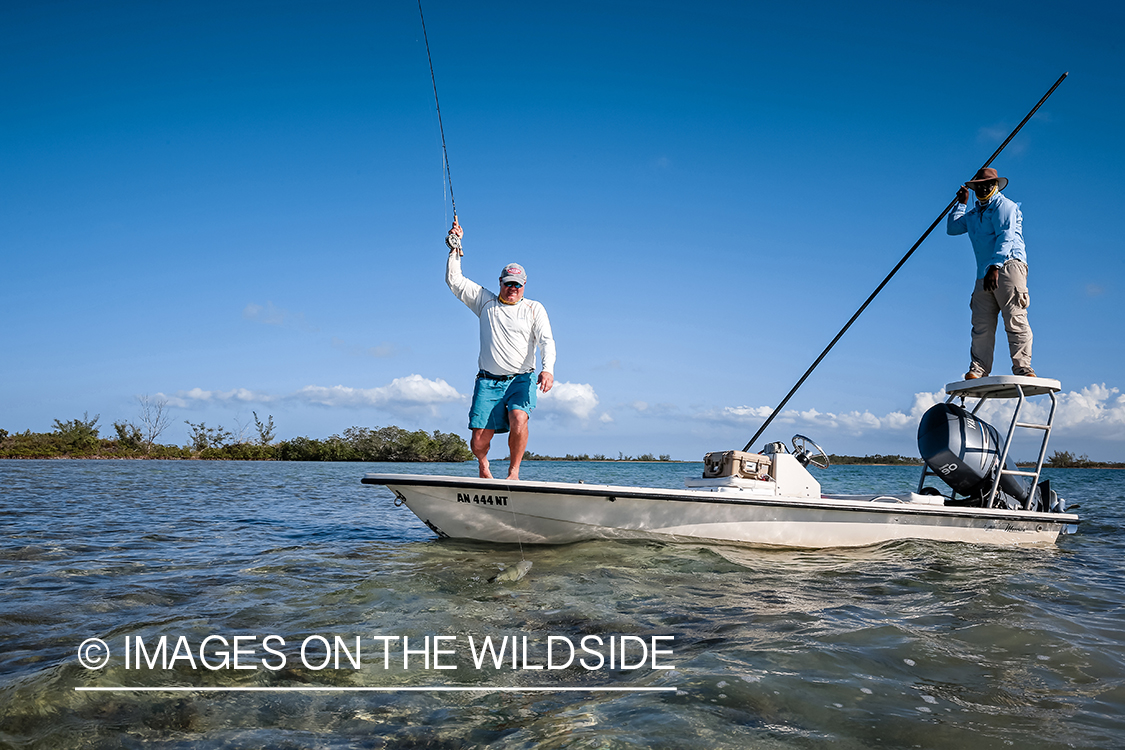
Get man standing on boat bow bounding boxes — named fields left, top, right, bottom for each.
left=445, top=218, right=555, bottom=480
left=947, top=167, right=1035, bottom=380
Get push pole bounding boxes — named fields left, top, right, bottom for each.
left=743, top=72, right=1069, bottom=453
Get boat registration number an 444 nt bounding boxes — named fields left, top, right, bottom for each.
left=457, top=492, right=509, bottom=507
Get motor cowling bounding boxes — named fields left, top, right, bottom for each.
left=917, top=402, right=1034, bottom=508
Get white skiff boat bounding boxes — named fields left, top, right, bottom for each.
left=362, top=377, right=1079, bottom=549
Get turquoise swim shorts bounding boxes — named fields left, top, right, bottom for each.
left=468, top=372, right=537, bottom=433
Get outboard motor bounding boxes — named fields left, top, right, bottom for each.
left=917, top=403, right=1037, bottom=509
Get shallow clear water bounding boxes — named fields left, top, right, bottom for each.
left=2, top=459, right=1124, bottom=749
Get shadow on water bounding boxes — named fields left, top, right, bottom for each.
left=1, top=460, right=1124, bottom=748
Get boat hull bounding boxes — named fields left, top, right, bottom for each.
left=362, top=474, right=1079, bottom=549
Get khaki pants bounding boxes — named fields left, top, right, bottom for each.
left=969, top=259, right=1033, bottom=376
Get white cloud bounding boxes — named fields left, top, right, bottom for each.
left=977, top=124, right=1027, bottom=155
left=697, top=384, right=1125, bottom=443
left=973, top=383, right=1125, bottom=442
left=538, top=382, right=601, bottom=421
left=159, top=387, right=276, bottom=408
left=292, top=375, right=462, bottom=409
left=708, top=402, right=903, bottom=433
left=367, top=343, right=405, bottom=358
left=628, top=401, right=680, bottom=417
left=242, top=301, right=316, bottom=332
left=331, top=337, right=408, bottom=359
left=158, top=375, right=464, bottom=416
left=596, top=359, right=632, bottom=372
left=702, top=404, right=777, bottom=426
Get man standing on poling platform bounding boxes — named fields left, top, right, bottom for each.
left=947, top=167, right=1035, bottom=380
left=445, top=218, right=555, bottom=480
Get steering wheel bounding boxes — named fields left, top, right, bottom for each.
left=791, top=434, right=830, bottom=469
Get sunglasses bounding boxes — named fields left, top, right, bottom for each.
left=502, top=281, right=523, bottom=289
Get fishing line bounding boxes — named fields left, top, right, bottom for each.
left=418, top=4, right=525, bottom=570
left=418, top=0, right=456, bottom=220
left=509, top=498, right=526, bottom=562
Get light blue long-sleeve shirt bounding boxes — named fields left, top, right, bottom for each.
left=946, top=191, right=1026, bottom=279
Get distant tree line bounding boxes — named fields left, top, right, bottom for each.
left=522, top=451, right=674, bottom=462
left=0, top=407, right=471, bottom=462
left=526, top=452, right=919, bottom=464
left=4, top=403, right=1119, bottom=468
left=521, top=452, right=925, bottom=465
left=1041, top=450, right=1125, bottom=469
left=826, top=454, right=922, bottom=466
left=521, top=451, right=1125, bottom=467
left=819, top=450, right=1123, bottom=469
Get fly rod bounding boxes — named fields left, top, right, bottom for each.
left=743, top=71, right=1068, bottom=453
left=418, top=0, right=456, bottom=221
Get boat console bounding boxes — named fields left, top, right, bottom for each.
left=687, top=436, right=823, bottom=498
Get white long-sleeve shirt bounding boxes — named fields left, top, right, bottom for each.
left=446, top=251, right=556, bottom=376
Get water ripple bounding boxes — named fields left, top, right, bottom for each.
left=1, top=460, right=1123, bottom=748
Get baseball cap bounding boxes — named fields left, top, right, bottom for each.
left=499, top=263, right=527, bottom=285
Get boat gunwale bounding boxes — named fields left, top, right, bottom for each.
left=361, top=473, right=1080, bottom=526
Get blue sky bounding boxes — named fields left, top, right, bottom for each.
left=3, top=0, right=1123, bottom=462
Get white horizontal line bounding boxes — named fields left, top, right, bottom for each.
left=75, top=686, right=675, bottom=693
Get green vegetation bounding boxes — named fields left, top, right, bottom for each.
left=821, top=450, right=1124, bottom=469
left=275, top=427, right=471, bottom=462
left=824, top=450, right=1125, bottom=469
left=1041, top=450, right=1125, bottom=469
left=5, top=409, right=1119, bottom=469
left=0, top=413, right=191, bottom=459
left=827, top=454, right=923, bottom=466
left=522, top=451, right=674, bottom=462
left=521, top=451, right=922, bottom=464
left=0, top=412, right=472, bottom=462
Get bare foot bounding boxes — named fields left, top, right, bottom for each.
left=478, top=460, right=493, bottom=479
left=506, top=471, right=520, bottom=481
